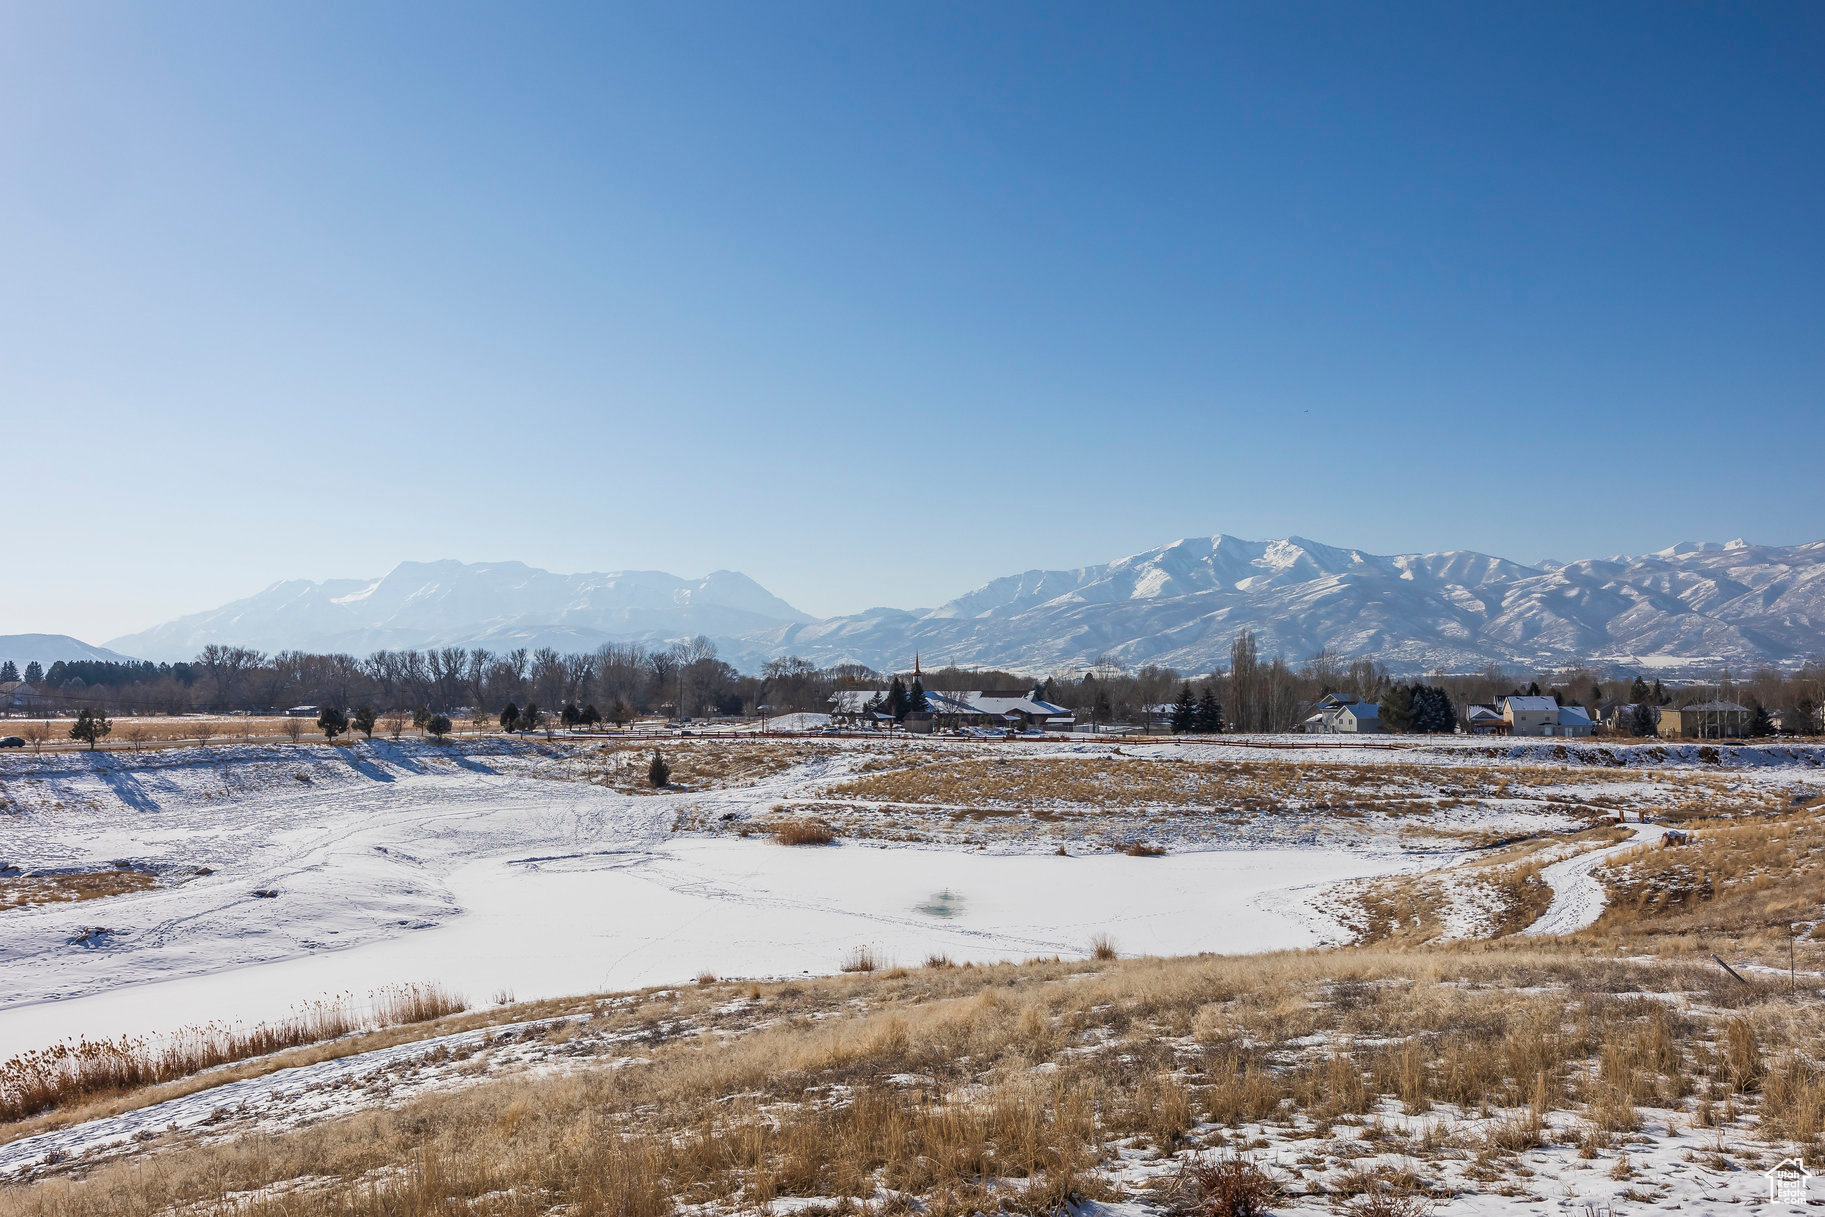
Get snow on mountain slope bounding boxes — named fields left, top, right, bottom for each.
left=0, top=634, right=141, bottom=668
left=103, top=539, right=1825, bottom=673
left=106, top=561, right=814, bottom=660
left=742, top=536, right=1825, bottom=674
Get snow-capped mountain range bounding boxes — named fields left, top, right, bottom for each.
left=106, top=561, right=813, bottom=662
left=104, top=537, right=1825, bottom=675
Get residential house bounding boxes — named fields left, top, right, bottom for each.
left=1302, top=694, right=1382, bottom=734
left=0, top=682, right=51, bottom=714
left=1464, top=704, right=1507, bottom=735
left=828, top=688, right=1074, bottom=731
left=1656, top=700, right=1751, bottom=740
left=1555, top=705, right=1595, bottom=737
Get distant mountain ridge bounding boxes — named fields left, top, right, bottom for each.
left=103, top=538, right=1825, bottom=674
left=106, top=560, right=814, bottom=662
left=0, top=634, right=141, bottom=670
left=760, top=535, right=1825, bottom=675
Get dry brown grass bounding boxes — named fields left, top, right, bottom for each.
left=4, top=944, right=1820, bottom=1216
left=0, top=869, right=156, bottom=913
left=578, top=739, right=833, bottom=792
left=823, top=753, right=1733, bottom=819
left=0, top=984, right=464, bottom=1125
left=839, top=944, right=880, bottom=972
left=1594, top=808, right=1825, bottom=953
left=770, top=817, right=837, bottom=846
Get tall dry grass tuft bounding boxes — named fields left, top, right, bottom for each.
left=771, top=818, right=837, bottom=846
left=840, top=945, right=880, bottom=973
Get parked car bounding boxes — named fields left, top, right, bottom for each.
left=0, top=736, right=24, bottom=748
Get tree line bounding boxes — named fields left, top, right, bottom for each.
left=3, top=632, right=1820, bottom=736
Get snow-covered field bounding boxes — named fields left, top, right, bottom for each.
left=0, top=738, right=1418, bottom=1057
left=1, top=736, right=1818, bottom=1061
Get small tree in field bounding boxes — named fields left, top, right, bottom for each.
left=411, top=707, right=430, bottom=737
left=70, top=708, right=112, bottom=751
left=193, top=721, right=216, bottom=747
left=499, top=702, right=519, bottom=733
left=317, top=706, right=349, bottom=742
left=426, top=714, right=452, bottom=741
left=386, top=712, right=405, bottom=741
left=352, top=706, right=378, bottom=739
left=121, top=723, right=150, bottom=751
left=21, top=721, right=48, bottom=752
left=281, top=716, right=304, bottom=743
left=648, top=749, right=671, bottom=788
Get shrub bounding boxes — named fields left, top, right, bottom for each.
left=1192, top=1155, right=1280, bottom=1217
left=840, top=945, right=879, bottom=973
left=1090, top=933, right=1119, bottom=961
left=1125, top=841, right=1166, bottom=857
left=648, top=750, right=671, bottom=788
left=771, top=818, right=835, bottom=846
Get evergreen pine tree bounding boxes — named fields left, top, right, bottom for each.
left=316, top=706, right=349, bottom=741
left=1379, top=684, right=1417, bottom=733
left=1652, top=679, right=1666, bottom=705
left=1526, top=681, right=1542, bottom=697
left=0, top=661, right=16, bottom=683
left=1630, top=702, right=1658, bottom=737
left=69, top=707, right=111, bottom=750
left=23, top=661, right=42, bottom=684
left=353, top=706, right=378, bottom=738
left=1170, top=682, right=1196, bottom=734
left=1790, top=697, right=1818, bottom=737
left=1629, top=675, right=1649, bottom=703
left=648, top=749, right=671, bottom=788
left=908, top=676, right=927, bottom=713
left=1413, top=685, right=1455, bottom=733
left=1195, top=689, right=1224, bottom=734
left=886, top=677, right=909, bottom=721
left=1748, top=703, right=1773, bottom=738
left=499, top=702, right=520, bottom=732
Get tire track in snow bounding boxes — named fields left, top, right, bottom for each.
left=1520, top=823, right=1652, bottom=938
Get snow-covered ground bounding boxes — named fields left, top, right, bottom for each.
left=2, top=737, right=1817, bottom=1061
left=0, top=740, right=1423, bottom=1058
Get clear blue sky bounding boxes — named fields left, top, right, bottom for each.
left=5, top=2, right=1822, bottom=643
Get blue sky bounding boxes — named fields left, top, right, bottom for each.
left=4, top=2, right=1822, bottom=643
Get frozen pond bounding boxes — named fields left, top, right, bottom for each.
left=0, top=838, right=1412, bottom=1057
